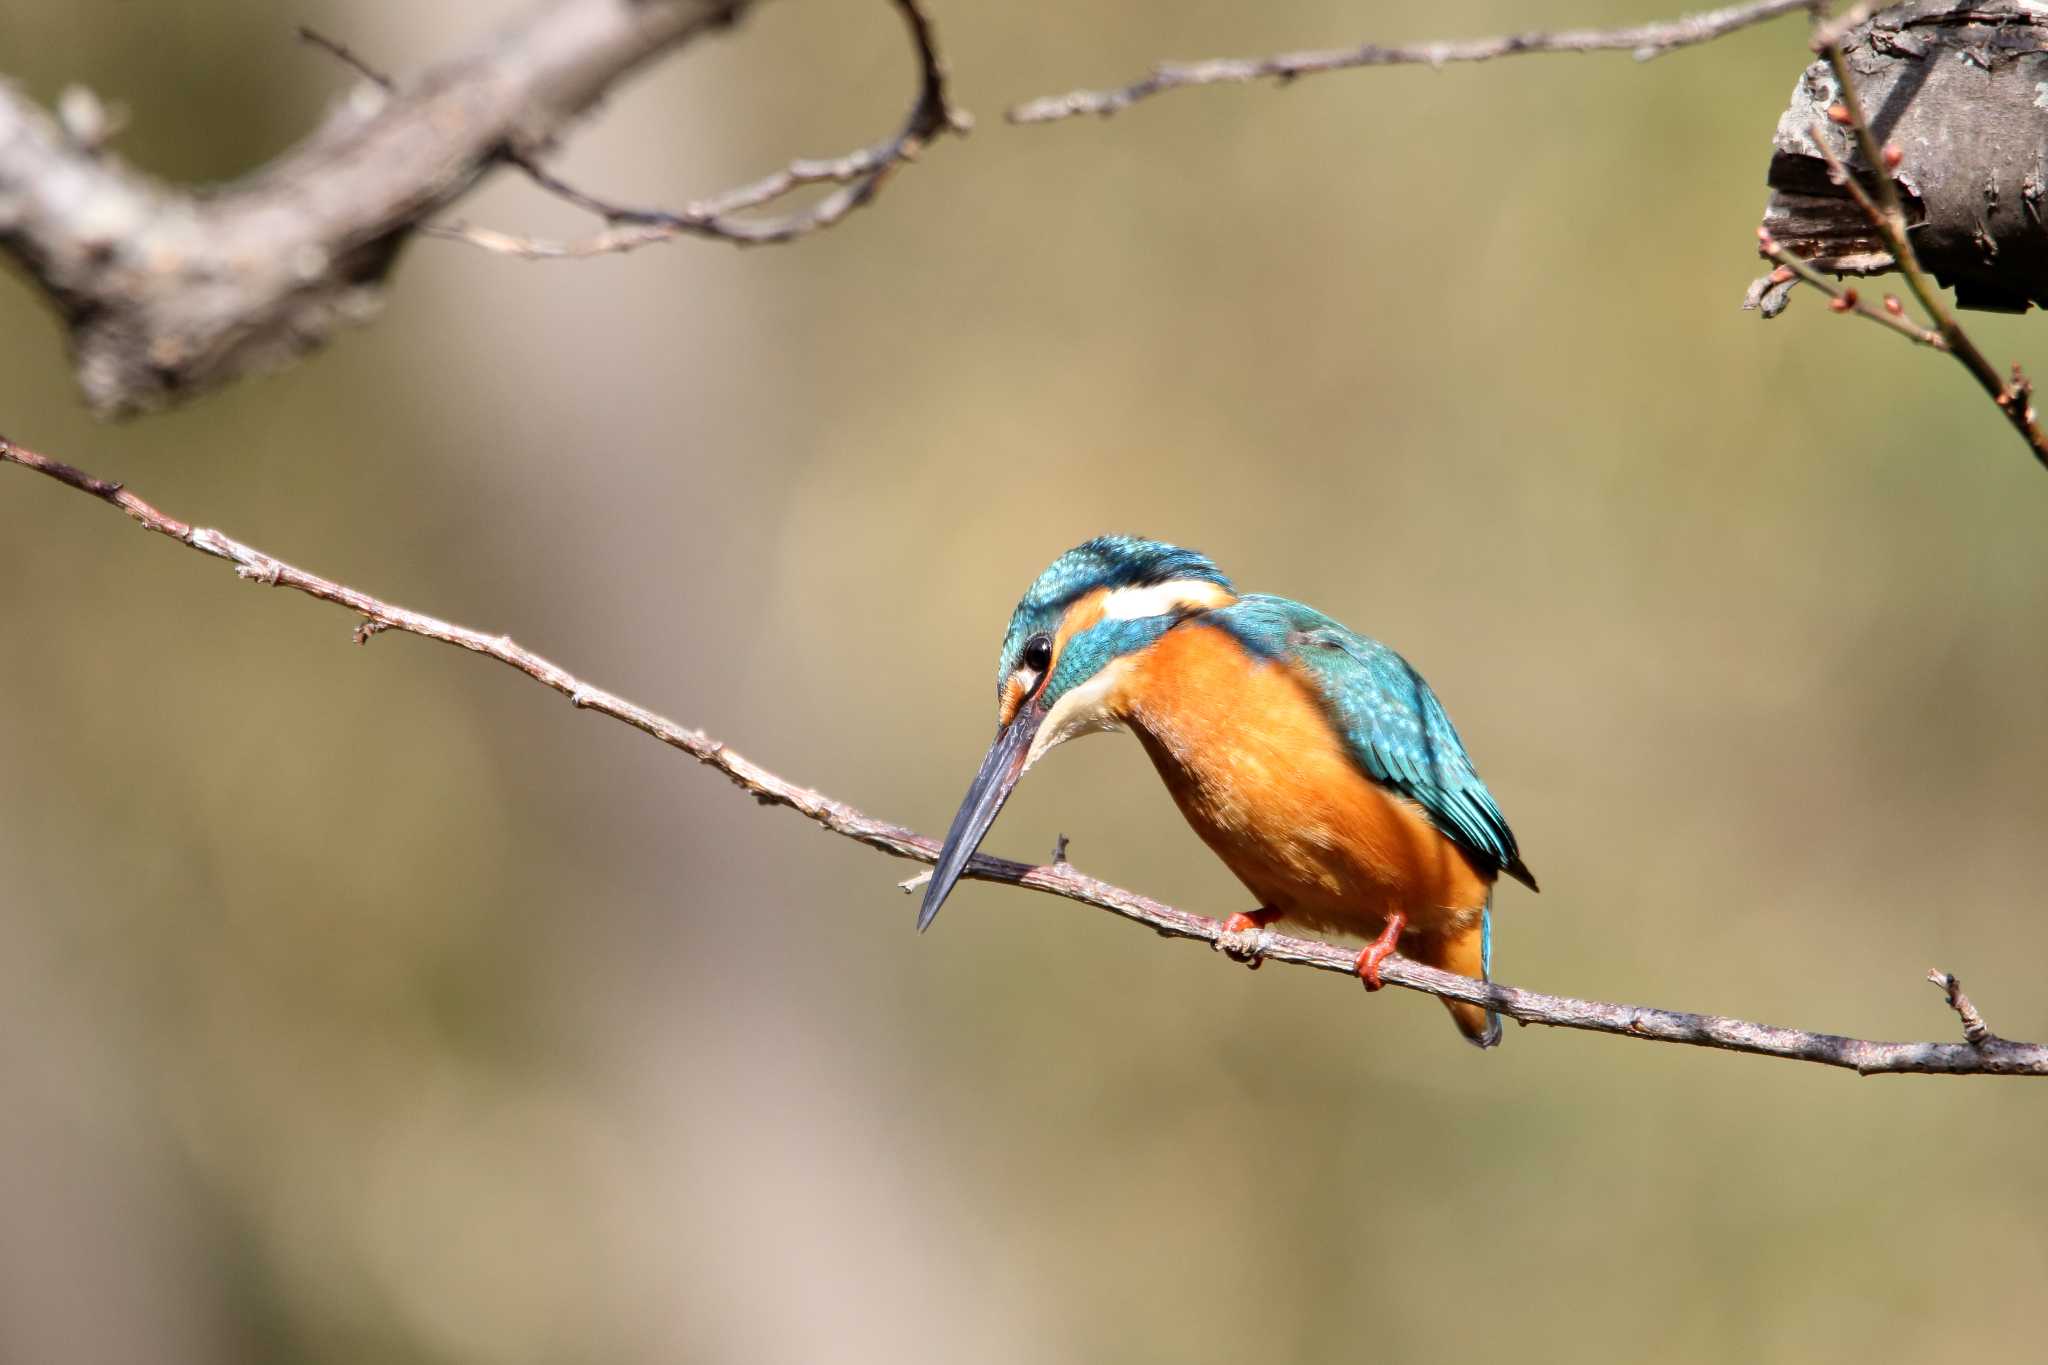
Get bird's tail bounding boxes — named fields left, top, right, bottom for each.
left=1433, top=906, right=1502, bottom=1049
left=1478, top=902, right=1502, bottom=1048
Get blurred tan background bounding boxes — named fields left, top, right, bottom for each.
left=3, top=2, right=2046, bottom=1361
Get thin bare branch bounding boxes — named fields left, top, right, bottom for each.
left=5, top=434, right=2044, bottom=1077
left=1752, top=229, right=1944, bottom=347
left=431, top=0, right=970, bottom=257
left=1008, top=0, right=1809, bottom=125
left=1804, top=112, right=1887, bottom=235
left=296, top=25, right=395, bottom=91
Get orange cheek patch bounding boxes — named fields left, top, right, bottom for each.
left=1053, top=589, right=1108, bottom=659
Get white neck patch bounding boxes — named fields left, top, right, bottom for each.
left=1098, top=578, right=1234, bottom=622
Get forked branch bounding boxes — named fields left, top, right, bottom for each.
left=4, top=435, right=2041, bottom=1076
left=0, top=0, right=964, bottom=414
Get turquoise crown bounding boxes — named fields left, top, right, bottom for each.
left=996, top=537, right=1232, bottom=688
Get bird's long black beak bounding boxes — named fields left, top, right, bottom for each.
left=918, top=706, right=1042, bottom=932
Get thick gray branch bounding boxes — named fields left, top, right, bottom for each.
left=0, top=0, right=956, bottom=418
left=0, top=0, right=746, bottom=415
left=4, top=433, right=2043, bottom=1078
left=1758, top=1, right=2048, bottom=313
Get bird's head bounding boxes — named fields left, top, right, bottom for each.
left=918, top=536, right=1236, bottom=930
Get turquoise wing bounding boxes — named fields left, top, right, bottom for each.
left=1211, top=595, right=1536, bottom=890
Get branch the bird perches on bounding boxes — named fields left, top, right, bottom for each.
left=4, top=435, right=2041, bottom=1078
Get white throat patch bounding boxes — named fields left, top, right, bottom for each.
left=1024, top=657, right=1132, bottom=771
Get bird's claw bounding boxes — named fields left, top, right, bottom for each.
left=1356, top=943, right=1395, bottom=990
left=1355, top=911, right=1407, bottom=992
left=1215, top=911, right=1270, bottom=969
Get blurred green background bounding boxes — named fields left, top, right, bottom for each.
left=4, top=2, right=2046, bottom=1361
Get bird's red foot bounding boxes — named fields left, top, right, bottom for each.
left=1216, top=908, right=1279, bottom=968
left=1355, top=912, right=1408, bottom=991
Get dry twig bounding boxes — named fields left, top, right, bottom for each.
left=1008, top=0, right=1809, bottom=124
left=4, top=433, right=2043, bottom=1078
left=1751, top=234, right=1942, bottom=346
left=426, top=0, right=969, bottom=257
left=295, top=25, right=395, bottom=91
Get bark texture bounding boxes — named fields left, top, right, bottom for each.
left=1760, top=1, right=2048, bottom=313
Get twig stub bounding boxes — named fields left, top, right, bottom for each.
left=1928, top=970, right=1995, bottom=1046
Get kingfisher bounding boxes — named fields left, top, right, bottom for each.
left=918, top=536, right=1536, bottom=1048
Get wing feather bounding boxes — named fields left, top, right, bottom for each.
left=1210, top=595, right=1535, bottom=890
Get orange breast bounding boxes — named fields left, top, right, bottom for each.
left=1118, top=623, right=1492, bottom=940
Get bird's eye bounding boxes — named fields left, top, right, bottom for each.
left=1021, top=633, right=1053, bottom=674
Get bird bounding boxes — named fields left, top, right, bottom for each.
left=918, top=535, right=1536, bottom=1048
